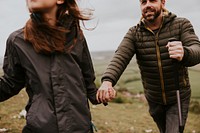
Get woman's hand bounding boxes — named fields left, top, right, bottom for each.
left=96, top=81, right=116, bottom=104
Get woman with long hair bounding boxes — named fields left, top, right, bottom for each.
left=0, top=0, right=98, bottom=132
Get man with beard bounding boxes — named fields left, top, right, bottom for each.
left=96, top=0, right=200, bottom=133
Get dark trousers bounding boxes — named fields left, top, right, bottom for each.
left=148, top=98, right=190, bottom=133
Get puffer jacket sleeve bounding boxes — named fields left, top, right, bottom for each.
left=181, top=18, right=200, bottom=66
left=80, top=37, right=99, bottom=104
left=0, top=33, right=26, bottom=102
left=101, top=27, right=136, bottom=86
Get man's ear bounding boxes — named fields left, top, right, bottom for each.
left=57, top=0, right=64, bottom=5
left=162, top=0, right=166, bottom=5
left=161, top=0, right=166, bottom=9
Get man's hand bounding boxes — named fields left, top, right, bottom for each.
left=166, top=41, right=184, bottom=61
left=96, top=81, right=116, bottom=103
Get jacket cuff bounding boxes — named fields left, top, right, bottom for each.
left=101, top=77, right=115, bottom=86
left=88, top=94, right=100, bottom=105
left=181, top=48, right=189, bottom=63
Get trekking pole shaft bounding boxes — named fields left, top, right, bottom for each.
left=176, top=90, right=183, bottom=126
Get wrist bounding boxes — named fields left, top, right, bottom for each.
left=102, top=81, right=113, bottom=87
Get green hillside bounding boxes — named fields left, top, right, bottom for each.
left=91, top=51, right=200, bottom=100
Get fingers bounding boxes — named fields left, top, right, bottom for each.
left=108, top=87, right=116, bottom=99
left=96, top=81, right=116, bottom=104
left=168, top=48, right=183, bottom=58
left=97, top=88, right=113, bottom=103
left=96, top=89, right=107, bottom=103
left=96, top=87, right=106, bottom=103
left=166, top=41, right=184, bottom=61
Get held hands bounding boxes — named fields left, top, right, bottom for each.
left=96, top=81, right=116, bottom=104
left=166, top=41, right=184, bottom=61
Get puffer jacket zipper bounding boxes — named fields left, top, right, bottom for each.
left=145, top=19, right=167, bottom=104
left=155, top=33, right=167, bottom=105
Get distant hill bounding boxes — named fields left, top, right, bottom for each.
left=0, top=50, right=200, bottom=71
left=91, top=50, right=115, bottom=61
left=90, top=50, right=200, bottom=75
left=190, top=64, right=200, bottom=71
left=91, top=50, right=200, bottom=71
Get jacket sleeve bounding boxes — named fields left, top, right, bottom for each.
left=79, top=37, right=99, bottom=105
left=0, top=34, right=26, bottom=102
left=181, top=18, right=200, bottom=66
left=101, top=27, right=136, bottom=86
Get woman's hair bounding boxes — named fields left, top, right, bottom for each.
left=24, top=0, right=91, bottom=54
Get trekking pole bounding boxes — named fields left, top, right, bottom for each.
left=168, top=38, right=184, bottom=133
left=176, top=90, right=183, bottom=133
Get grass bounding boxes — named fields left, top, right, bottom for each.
left=0, top=51, right=200, bottom=133
left=0, top=91, right=199, bottom=133
left=0, top=90, right=27, bottom=133
left=91, top=102, right=200, bottom=133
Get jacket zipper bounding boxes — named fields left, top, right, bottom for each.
left=145, top=21, right=167, bottom=104
left=155, top=34, right=167, bottom=105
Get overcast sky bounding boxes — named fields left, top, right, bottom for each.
left=0, top=0, right=200, bottom=57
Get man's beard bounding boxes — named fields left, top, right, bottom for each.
left=142, top=7, right=161, bottom=23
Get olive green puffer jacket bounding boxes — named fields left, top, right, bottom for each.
left=102, top=12, right=200, bottom=105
